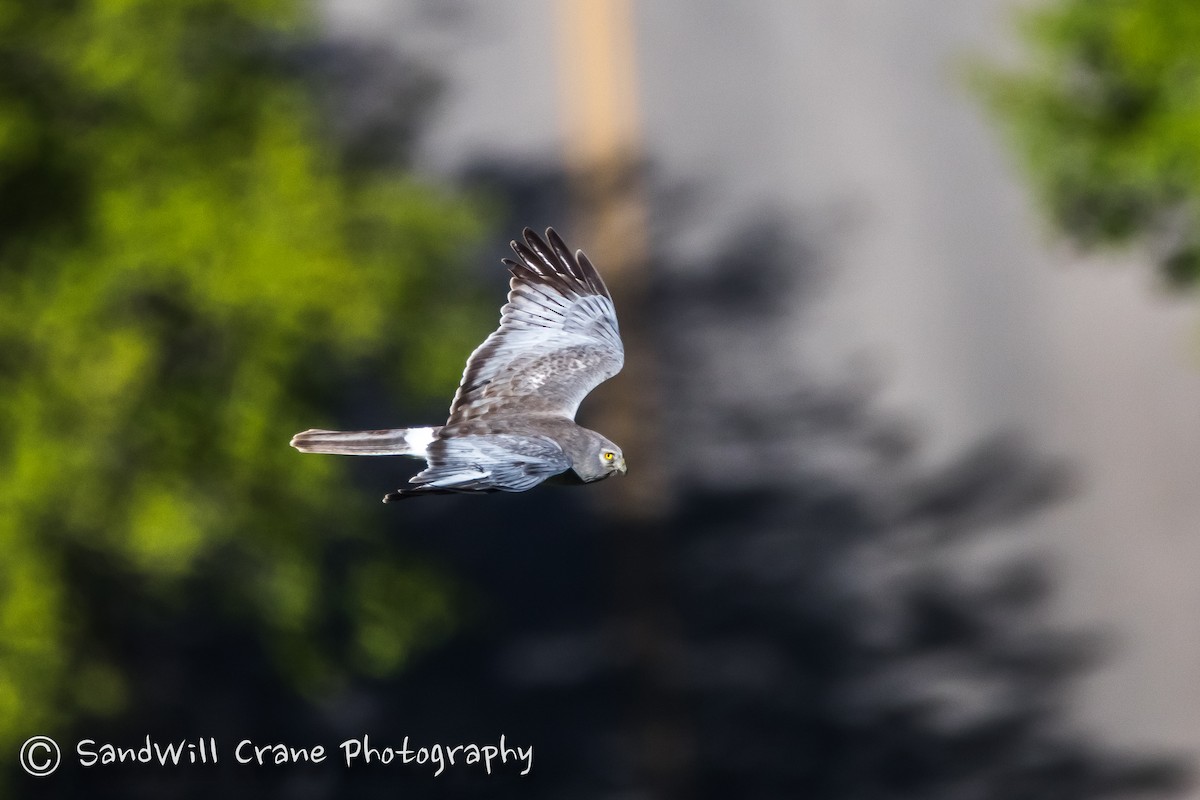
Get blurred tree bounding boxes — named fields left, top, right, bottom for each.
left=977, top=0, right=1200, bottom=287
left=643, top=219, right=1190, bottom=800
left=0, top=0, right=486, bottom=761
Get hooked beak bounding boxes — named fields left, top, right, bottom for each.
left=617, top=458, right=627, bottom=475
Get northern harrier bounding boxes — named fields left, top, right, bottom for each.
left=290, top=227, right=626, bottom=501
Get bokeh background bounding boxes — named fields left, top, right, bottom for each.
left=3, top=0, right=1199, bottom=797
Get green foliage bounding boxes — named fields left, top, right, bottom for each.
left=0, top=0, right=485, bottom=751
left=976, top=0, right=1200, bottom=286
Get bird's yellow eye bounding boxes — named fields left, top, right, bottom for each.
left=603, top=451, right=614, bottom=461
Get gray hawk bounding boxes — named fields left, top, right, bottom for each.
left=290, top=227, right=627, bottom=501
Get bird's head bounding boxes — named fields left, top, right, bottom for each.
left=598, top=442, right=627, bottom=477
left=571, top=429, right=626, bottom=482
left=580, top=431, right=628, bottom=482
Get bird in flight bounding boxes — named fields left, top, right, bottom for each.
left=291, top=227, right=627, bottom=501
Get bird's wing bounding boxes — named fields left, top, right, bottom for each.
left=445, top=227, right=624, bottom=424
left=390, top=434, right=571, bottom=499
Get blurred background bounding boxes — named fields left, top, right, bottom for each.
left=3, top=0, right=1198, bottom=797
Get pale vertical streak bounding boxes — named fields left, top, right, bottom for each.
left=555, top=4, right=689, bottom=799
left=555, top=0, right=667, bottom=520
left=558, top=0, right=642, bottom=172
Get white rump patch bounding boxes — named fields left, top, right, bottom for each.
left=405, top=427, right=438, bottom=452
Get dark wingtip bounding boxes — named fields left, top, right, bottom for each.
left=510, top=227, right=536, bottom=260
left=545, top=228, right=579, bottom=273
left=522, top=228, right=556, bottom=268
left=523, top=226, right=541, bottom=246
left=508, top=225, right=607, bottom=294
left=510, top=240, right=542, bottom=273
left=575, top=250, right=611, bottom=297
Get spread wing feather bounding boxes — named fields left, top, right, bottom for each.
left=445, top=228, right=623, bottom=424
left=400, top=435, right=570, bottom=496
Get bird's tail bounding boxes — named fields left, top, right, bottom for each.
left=289, top=426, right=438, bottom=456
